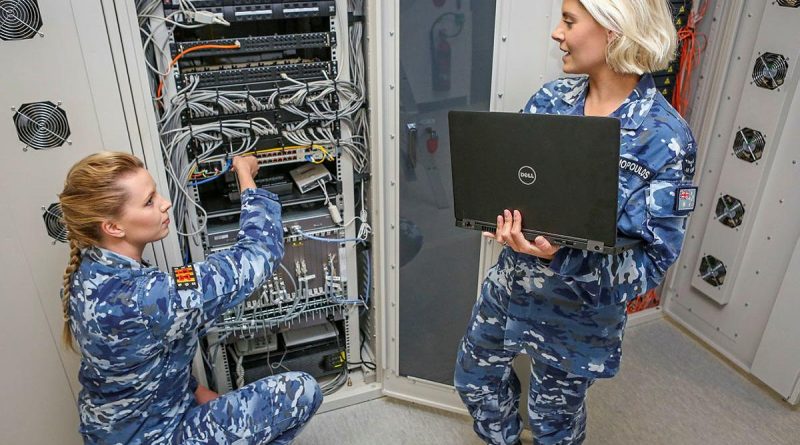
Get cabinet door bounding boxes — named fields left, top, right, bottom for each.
left=395, top=0, right=495, bottom=385
left=381, top=0, right=565, bottom=410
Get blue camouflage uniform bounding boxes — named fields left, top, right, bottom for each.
left=454, top=74, right=697, bottom=445
left=69, top=188, right=322, bottom=444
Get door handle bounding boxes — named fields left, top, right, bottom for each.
left=406, top=123, right=418, bottom=169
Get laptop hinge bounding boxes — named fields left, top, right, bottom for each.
left=587, top=240, right=605, bottom=253
left=461, top=219, right=475, bottom=229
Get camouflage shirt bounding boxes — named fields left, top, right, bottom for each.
left=69, top=188, right=283, bottom=444
left=503, top=74, right=696, bottom=378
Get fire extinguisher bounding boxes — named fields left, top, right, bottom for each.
left=431, top=29, right=451, bottom=92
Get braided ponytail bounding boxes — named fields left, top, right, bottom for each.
left=61, top=238, right=82, bottom=352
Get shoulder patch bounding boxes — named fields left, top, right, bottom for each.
left=172, top=265, right=198, bottom=290
left=682, top=152, right=696, bottom=178
left=675, top=186, right=698, bottom=215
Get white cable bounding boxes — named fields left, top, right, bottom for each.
left=235, top=353, right=245, bottom=388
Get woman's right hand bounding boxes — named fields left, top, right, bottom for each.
left=231, top=155, right=259, bottom=190
left=482, top=209, right=559, bottom=260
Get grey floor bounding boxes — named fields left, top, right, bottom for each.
left=295, top=318, right=800, bottom=445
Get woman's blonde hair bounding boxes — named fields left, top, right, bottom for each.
left=579, top=0, right=678, bottom=74
left=58, top=152, right=144, bottom=352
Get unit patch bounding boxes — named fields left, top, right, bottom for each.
left=675, top=186, right=698, bottom=215
left=172, top=265, right=198, bottom=290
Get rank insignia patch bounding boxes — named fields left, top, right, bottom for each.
left=682, top=152, right=696, bottom=178
left=172, top=265, right=198, bottom=290
left=675, top=186, right=698, bottom=215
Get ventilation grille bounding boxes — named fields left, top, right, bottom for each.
left=699, top=255, right=726, bottom=287
left=715, top=195, right=745, bottom=228
left=0, top=0, right=43, bottom=41
left=753, top=52, right=788, bottom=90
left=12, top=101, right=71, bottom=150
left=732, top=128, right=765, bottom=163
left=43, top=203, right=68, bottom=243
left=777, top=0, right=799, bottom=7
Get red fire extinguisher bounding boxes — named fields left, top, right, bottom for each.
left=432, top=29, right=451, bottom=92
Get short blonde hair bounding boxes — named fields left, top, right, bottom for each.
left=580, top=0, right=678, bottom=74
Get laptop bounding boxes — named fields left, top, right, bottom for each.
left=447, top=110, right=640, bottom=255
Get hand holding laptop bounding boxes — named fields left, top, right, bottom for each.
left=482, top=209, right=560, bottom=261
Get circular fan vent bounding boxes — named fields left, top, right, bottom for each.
left=12, top=101, right=71, bottom=150
left=0, top=0, right=44, bottom=41
left=699, top=255, right=726, bottom=287
left=733, top=128, right=765, bottom=163
left=752, top=52, right=788, bottom=90
left=777, top=0, right=799, bottom=7
left=42, top=202, right=68, bottom=243
left=715, top=195, right=745, bottom=228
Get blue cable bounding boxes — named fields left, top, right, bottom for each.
left=329, top=249, right=372, bottom=309
left=363, top=249, right=371, bottom=308
left=189, top=159, right=232, bottom=187
left=294, top=227, right=364, bottom=244
left=183, top=240, right=190, bottom=264
left=324, top=275, right=363, bottom=306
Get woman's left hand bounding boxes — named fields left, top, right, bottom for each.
left=482, top=209, right=560, bottom=260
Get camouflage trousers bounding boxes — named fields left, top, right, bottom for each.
left=454, top=276, right=594, bottom=445
left=174, top=371, right=322, bottom=444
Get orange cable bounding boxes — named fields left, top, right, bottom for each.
left=156, top=42, right=241, bottom=100
left=673, top=1, right=708, bottom=115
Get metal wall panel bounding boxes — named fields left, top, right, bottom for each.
left=0, top=0, right=143, bottom=441
left=666, top=0, right=800, bottom=401
left=690, top=4, right=799, bottom=305
left=0, top=0, right=133, bottom=403
left=0, top=1, right=187, bottom=440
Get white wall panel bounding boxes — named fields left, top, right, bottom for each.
left=491, top=0, right=564, bottom=113
left=0, top=0, right=180, bottom=441
left=666, top=1, right=800, bottom=402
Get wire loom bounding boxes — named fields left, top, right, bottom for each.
left=672, top=0, right=708, bottom=115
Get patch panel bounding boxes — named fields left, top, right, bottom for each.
left=171, top=32, right=336, bottom=58
left=164, top=2, right=336, bottom=23
left=180, top=60, right=334, bottom=89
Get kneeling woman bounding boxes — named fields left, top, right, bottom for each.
left=59, top=152, right=321, bottom=444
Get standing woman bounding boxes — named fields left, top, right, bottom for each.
left=454, top=1, right=696, bottom=444
left=59, top=152, right=322, bottom=444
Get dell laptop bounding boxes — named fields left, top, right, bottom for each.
left=448, top=110, right=640, bottom=255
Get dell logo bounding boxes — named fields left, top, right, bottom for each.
left=518, top=166, right=537, bottom=185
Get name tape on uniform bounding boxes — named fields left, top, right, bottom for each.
left=619, top=158, right=655, bottom=181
